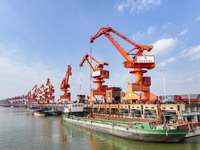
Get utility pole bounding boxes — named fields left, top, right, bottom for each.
left=188, top=94, right=191, bottom=104
left=160, top=70, right=166, bottom=99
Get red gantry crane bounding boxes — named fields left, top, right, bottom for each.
left=30, top=90, right=37, bottom=104
left=27, top=91, right=32, bottom=104
left=90, top=26, right=157, bottom=103
left=45, top=78, right=55, bottom=104
left=32, top=85, right=44, bottom=104
left=79, top=54, right=109, bottom=102
left=40, top=84, right=47, bottom=103
left=58, top=65, right=72, bottom=104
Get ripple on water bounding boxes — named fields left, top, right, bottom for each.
left=0, top=107, right=200, bottom=150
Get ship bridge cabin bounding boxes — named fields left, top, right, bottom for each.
left=63, top=103, right=83, bottom=113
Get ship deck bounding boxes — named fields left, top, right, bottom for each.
left=94, top=115, right=157, bottom=122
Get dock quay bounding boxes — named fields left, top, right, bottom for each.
left=84, top=103, right=200, bottom=122
left=1, top=103, right=200, bottom=122
left=0, top=103, right=66, bottom=111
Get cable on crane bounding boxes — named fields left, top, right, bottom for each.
left=79, top=66, right=82, bottom=94
left=90, top=43, right=92, bottom=95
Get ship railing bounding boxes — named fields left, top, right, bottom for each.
left=148, top=109, right=157, bottom=118
left=67, top=115, right=144, bottom=128
left=144, top=114, right=155, bottom=118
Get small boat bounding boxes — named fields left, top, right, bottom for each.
left=29, top=106, right=39, bottom=112
left=185, top=126, right=200, bottom=138
left=34, top=111, right=46, bottom=117
left=62, top=103, right=200, bottom=143
left=34, top=107, right=49, bottom=117
left=46, top=108, right=62, bottom=116
left=3, top=104, right=11, bottom=107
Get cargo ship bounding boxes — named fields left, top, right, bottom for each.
left=62, top=103, right=200, bottom=142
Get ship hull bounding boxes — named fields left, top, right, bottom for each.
left=34, top=111, right=47, bottom=117
left=63, top=116, right=187, bottom=142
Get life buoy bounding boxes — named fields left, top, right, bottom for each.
left=166, top=126, right=170, bottom=131
left=150, top=125, right=154, bottom=129
left=163, top=126, right=170, bottom=131
left=141, top=126, right=144, bottom=129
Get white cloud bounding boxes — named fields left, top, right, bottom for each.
left=179, top=29, right=188, bottom=36
left=132, top=31, right=145, bottom=40
left=0, top=54, right=51, bottom=81
left=157, top=57, right=175, bottom=67
left=132, top=26, right=155, bottom=40
left=181, top=45, right=200, bottom=60
left=194, top=16, right=200, bottom=22
left=147, top=26, right=155, bottom=34
left=0, top=44, right=62, bottom=99
left=117, top=3, right=127, bottom=12
left=151, top=70, right=200, bottom=96
left=151, top=38, right=178, bottom=55
left=116, top=0, right=161, bottom=13
left=162, top=22, right=172, bottom=29
left=165, top=73, right=200, bottom=94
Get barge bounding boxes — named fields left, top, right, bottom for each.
left=62, top=103, right=200, bottom=142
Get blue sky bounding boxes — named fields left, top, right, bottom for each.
left=0, top=0, right=200, bottom=101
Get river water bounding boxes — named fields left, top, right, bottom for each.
left=0, top=107, right=200, bottom=150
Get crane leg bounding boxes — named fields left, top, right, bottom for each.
left=123, top=92, right=140, bottom=103
left=141, top=92, right=157, bottom=100
left=88, top=91, right=97, bottom=103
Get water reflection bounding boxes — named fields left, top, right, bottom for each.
left=62, top=120, right=200, bottom=150
left=0, top=107, right=200, bottom=150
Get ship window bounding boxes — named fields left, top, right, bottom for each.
left=137, top=107, right=139, bottom=108
left=170, top=107, right=173, bottom=109
left=162, top=107, right=165, bottom=109
left=151, top=107, right=154, bottom=109
left=145, top=107, right=148, bottom=109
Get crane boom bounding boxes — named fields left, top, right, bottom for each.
left=46, top=78, right=54, bottom=89
left=60, top=65, right=72, bottom=90
left=90, top=26, right=154, bottom=69
left=32, top=85, right=42, bottom=94
left=65, top=65, right=72, bottom=86
left=79, top=54, right=109, bottom=72
left=80, top=54, right=95, bottom=72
